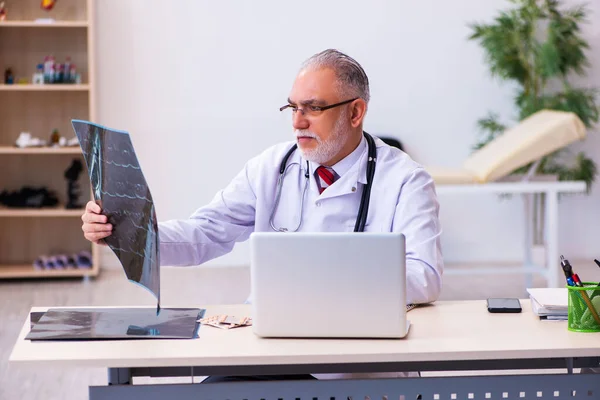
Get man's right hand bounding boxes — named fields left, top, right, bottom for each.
left=81, top=201, right=112, bottom=245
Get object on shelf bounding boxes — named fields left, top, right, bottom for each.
left=41, top=0, right=56, bottom=11
left=40, top=56, right=79, bottom=84
left=50, top=129, right=60, bottom=145
left=34, top=18, right=55, bottom=24
left=71, top=64, right=81, bottom=84
left=43, top=56, right=54, bottom=83
left=77, top=250, right=92, bottom=268
left=4, top=67, right=14, bottom=84
left=0, top=2, right=6, bottom=21
left=33, top=250, right=92, bottom=270
left=64, top=159, right=83, bottom=209
left=32, top=64, right=44, bottom=85
left=54, top=64, right=64, bottom=83
left=0, top=186, right=59, bottom=208
left=14, top=131, right=79, bottom=148
left=15, top=132, right=47, bottom=148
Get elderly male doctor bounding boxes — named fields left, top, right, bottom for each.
left=82, top=48, right=442, bottom=381
left=82, top=49, right=443, bottom=305
left=82, top=49, right=443, bottom=306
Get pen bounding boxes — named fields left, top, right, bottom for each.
left=591, top=259, right=600, bottom=299
left=575, top=288, right=600, bottom=325
left=561, top=255, right=574, bottom=280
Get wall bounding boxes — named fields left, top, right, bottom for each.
left=94, top=0, right=600, bottom=268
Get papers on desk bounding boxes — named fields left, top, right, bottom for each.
left=527, top=288, right=568, bottom=320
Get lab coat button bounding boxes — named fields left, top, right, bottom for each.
left=316, top=202, right=321, bottom=207
left=352, top=187, right=357, bottom=192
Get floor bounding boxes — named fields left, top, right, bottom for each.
left=2, top=261, right=599, bottom=400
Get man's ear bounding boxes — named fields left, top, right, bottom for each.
left=350, top=99, right=367, bottom=128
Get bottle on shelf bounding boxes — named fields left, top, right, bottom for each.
left=50, top=129, right=60, bottom=146
left=54, top=63, right=64, bottom=83
left=64, top=57, right=72, bottom=83
left=32, top=64, right=44, bottom=85
left=43, top=56, right=55, bottom=84
left=4, top=67, right=14, bottom=84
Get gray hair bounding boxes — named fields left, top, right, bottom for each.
left=301, top=49, right=370, bottom=104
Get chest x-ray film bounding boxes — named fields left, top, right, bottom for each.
left=25, top=308, right=205, bottom=340
left=71, top=120, right=160, bottom=312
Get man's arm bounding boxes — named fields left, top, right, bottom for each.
left=158, top=161, right=257, bottom=266
left=392, top=167, right=443, bottom=304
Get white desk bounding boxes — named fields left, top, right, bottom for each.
left=10, top=301, right=600, bottom=400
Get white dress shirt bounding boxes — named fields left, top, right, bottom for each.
left=159, top=135, right=444, bottom=305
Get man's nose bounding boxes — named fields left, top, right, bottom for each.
left=292, top=110, right=309, bottom=130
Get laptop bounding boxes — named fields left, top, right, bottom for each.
left=249, top=232, right=410, bottom=339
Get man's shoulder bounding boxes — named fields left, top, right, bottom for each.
left=373, top=136, right=429, bottom=181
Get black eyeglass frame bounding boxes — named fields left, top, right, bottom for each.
left=279, top=97, right=359, bottom=115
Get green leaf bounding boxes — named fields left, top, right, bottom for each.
left=537, top=40, right=561, bottom=78
left=543, top=151, right=597, bottom=191
left=467, top=0, right=599, bottom=189
left=472, top=113, right=507, bottom=151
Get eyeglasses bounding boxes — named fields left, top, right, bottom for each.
left=279, top=97, right=358, bottom=117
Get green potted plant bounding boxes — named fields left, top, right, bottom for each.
left=468, top=0, right=598, bottom=190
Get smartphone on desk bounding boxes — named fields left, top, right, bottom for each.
left=487, top=298, right=522, bottom=313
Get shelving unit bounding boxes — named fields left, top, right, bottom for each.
left=0, top=21, right=89, bottom=28
left=0, top=84, right=90, bottom=91
left=0, top=146, right=82, bottom=154
left=0, top=206, right=85, bottom=217
left=0, top=0, right=98, bottom=279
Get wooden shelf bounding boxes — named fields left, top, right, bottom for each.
left=0, top=84, right=89, bottom=91
left=0, top=207, right=85, bottom=217
left=0, top=21, right=88, bottom=28
left=0, top=264, right=97, bottom=279
left=0, top=0, right=99, bottom=280
left=0, top=146, right=81, bottom=154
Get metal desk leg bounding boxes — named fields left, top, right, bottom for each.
left=108, top=368, right=132, bottom=385
left=523, top=193, right=534, bottom=289
left=545, top=190, right=559, bottom=288
left=567, top=358, right=574, bottom=375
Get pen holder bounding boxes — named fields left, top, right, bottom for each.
left=567, top=282, right=600, bottom=333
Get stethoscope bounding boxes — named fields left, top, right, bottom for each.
left=269, top=132, right=377, bottom=233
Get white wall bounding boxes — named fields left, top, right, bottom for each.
left=95, top=0, right=600, bottom=268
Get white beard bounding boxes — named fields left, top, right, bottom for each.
left=295, top=114, right=348, bottom=165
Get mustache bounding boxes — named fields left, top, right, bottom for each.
left=295, top=130, right=320, bottom=141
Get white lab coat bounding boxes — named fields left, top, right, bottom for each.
left=160, top=135, right=441, bottom=380
left=159, top=135, right=444, bottom=305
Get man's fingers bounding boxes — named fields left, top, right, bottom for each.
left=82, top=202, right=112, bottom=245
left=86, top=201, right=101, bottom=214
left=85, top=231, right=112, bottom=242
left=82, top=212, right=108, bottom=224
left=82, top=223, right=112, bottom=234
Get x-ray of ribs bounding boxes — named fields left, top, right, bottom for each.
left=71, top=120, right=161, bottom=314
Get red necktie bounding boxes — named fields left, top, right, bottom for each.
left=316, top=166, right=336, bottom=194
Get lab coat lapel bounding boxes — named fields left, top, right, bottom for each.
left=315, top=148, right=369, bottom=200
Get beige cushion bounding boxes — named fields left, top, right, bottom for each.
left=426, top=110, right=586, bottom=184
left=422, top=166, right=477, bottom=184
